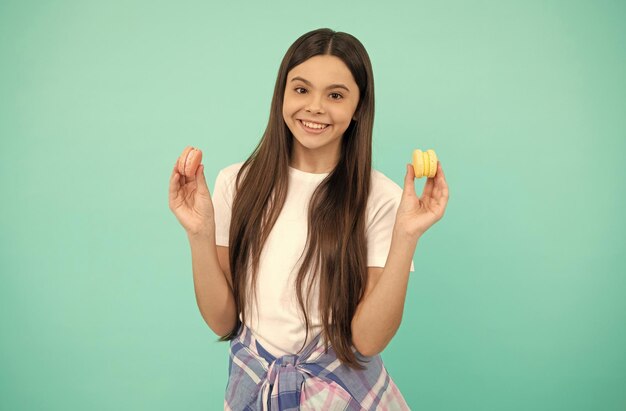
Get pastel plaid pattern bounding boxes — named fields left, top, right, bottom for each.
left=224, top=324, right=410, bottom=410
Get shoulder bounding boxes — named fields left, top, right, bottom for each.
left=370, top=168, right=403, bottom=203
left=364, top=168, right=403, bottom=234
left=214, top=162, right=246, bottom=196
left=365, top=168, right=403, bottom=226
left=218, top=161, right=245, bottom=178
left=216, top=161, right=245, bottom=184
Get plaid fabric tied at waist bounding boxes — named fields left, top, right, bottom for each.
left=224, top=324, right=410, bottom=410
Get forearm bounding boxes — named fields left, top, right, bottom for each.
left=187, top=232, right=237, bottom=337
left=351, top=228, right=419, bottom=356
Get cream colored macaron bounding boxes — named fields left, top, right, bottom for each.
left=412, top=149, right=438, bottom=178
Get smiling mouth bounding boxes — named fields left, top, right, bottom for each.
left=299, top=119, right=330, bottom=131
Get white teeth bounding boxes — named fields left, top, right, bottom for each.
left=301, top=120, right=328, bottom=129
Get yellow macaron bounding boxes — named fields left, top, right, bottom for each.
left=412, top=149, right=438, bottom=178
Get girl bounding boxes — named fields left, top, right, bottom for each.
left=169, top=28, right=449, bottom=410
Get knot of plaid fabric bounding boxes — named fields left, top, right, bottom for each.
left=224, top=325, right=410, bottom=411
left=262, top=354, right=307, bottom=410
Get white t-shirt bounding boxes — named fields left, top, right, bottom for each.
left=212, top=162, right=415, bottom=357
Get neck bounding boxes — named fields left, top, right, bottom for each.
left=289, top=145, right=340, bottom=174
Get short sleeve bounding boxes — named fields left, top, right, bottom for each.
left=212, top=169, right=235, bottom=246
left=366, top=187, right=415, bottom=273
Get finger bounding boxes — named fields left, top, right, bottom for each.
left=436, top=161, right=448, bottom=189
left=195, top=164, right=210, bottom=193
left=169, top=161, right=181, bottom=201
left=433, top=162, right=449, bottom=202
left=437, top=163, right=449, bottom=200
left=422, top=174, right=434, bottom=200
left=403, top=164, right=416, bottom=197
left=437, top=161, right=447, bottom=185
left=422, top=162, right=438, bottom=197
left=175, top=160, right=188, bottom=186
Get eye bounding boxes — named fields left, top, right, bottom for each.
left=329, top=92, right=343, bottom=100
left=294, top=87, right=307, bottom=94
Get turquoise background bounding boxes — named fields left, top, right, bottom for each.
left=1, top=0, right=624, bottom=409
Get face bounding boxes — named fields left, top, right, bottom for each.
left=282, top=55, right=360, bottom=168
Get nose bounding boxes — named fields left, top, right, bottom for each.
left=305, top=92, right=325, bottom=114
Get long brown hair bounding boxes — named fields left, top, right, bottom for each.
left=218, top=28, right=375, bottom=370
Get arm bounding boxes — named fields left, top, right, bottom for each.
left=188, top=231, right=237, bottom=337
left=351, top=161, right=449, bottom=356
left=351, top=228, right=418, bottom=356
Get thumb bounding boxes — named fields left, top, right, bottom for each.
left=403, top=163, right=416, bottom=197
left=196, top=164, right=209, bottom=192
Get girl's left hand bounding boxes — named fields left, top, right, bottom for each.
left=395, top=161, right=449, bottom=239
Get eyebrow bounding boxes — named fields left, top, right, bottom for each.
left=290, top=76, right=351, bottom=93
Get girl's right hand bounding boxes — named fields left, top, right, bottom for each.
left=168, top=159, right=215, bottom=237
